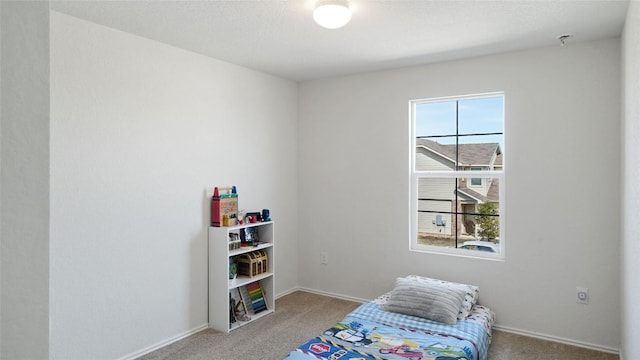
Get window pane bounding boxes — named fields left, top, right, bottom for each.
left=415, top=139, right=457, bottom=171
left=417, top=176, right=500, bottom=252
left=417, top=178, right=455, bottom=248
left=415, top=101, right=456, bottom=140
left=459, top=177, right=500, bottom=253
left=458, top=96, right=504, bottom=136
left=417, top=212, right=456, bottom=248
left=416, top=102, right=504, bottom=172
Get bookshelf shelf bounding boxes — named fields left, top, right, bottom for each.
left=229, top=242, right=273, bottom=257
left=229, top=272, right=274, bottom=290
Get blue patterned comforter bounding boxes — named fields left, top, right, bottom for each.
left=286, top=300, right=494, bottom=360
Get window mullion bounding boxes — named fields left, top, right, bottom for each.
left=455, top=100, right=459, bottom=247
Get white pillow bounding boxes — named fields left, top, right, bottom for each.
left=383, top=277, right=467, bottom=324
left=406, top=275, right=479, bottom=320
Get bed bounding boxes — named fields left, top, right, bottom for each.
left=285, top=275, right=495, bottom=360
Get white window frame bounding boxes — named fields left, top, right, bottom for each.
left=409, top=93, right=505, bottom=260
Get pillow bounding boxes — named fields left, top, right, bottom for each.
left=406, top=275, right=479, bottom=320
left=383, top=277, right=467, bottom=324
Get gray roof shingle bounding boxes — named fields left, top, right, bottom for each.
left=416, top=138, right=501, bottom=166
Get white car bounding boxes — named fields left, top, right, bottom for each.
left=457, top=241, right=499, bottom=253
left=323, top=326, right=372, bottom=347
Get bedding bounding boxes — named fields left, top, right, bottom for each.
left=404, top=275, right=479, bottom=320
left=286, top=291, right=494, bottom=360
left=383, top=277, right=468, bottom=324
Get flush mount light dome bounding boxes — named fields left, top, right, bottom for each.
left=313, top=0, right=352, bottom=29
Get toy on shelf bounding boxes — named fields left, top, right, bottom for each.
left=238, top=210, right=246, bottom=225
left=237, top=250, right=268, bottom=277
left=211, top=186, right=238, bottom=227
left=262, top=209, right=271, bottom=222
left=240, top=226, right=259, bottom=247
left=245, top=281, right=267, bottom=313
left=229, top=233, right=241, bottom=251
left=229, top=257, right=238, bottom=279
left=246, top=212, right=261, bottom=223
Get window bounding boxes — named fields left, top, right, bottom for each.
left=470, top=167, right=482, bottom=186
left=411, top=93, right=504, bottom=258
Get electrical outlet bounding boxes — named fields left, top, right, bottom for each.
left=320, top=251, right=329, bottom=265
left=576, top=287, right=589, bottom=304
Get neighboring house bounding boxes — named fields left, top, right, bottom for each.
left=416, top=138, right=501, bottom=239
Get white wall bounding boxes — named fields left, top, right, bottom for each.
left=50, top=12, right=298, bottom=359
left=298, top=39, right=621, bottom=351
left=0, top=2, right=50, bottom=359
left=621, top=2, right=640, bottom=359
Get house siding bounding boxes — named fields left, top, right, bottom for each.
left=416, top=147, right=453, bottom=171
left=417, top=199, right=452, bottom=235
left=418, top=177, right=456, bottom=200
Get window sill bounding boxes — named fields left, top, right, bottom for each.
left=410, top=244, right=505, bottom=261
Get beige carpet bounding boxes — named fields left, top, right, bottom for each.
left=139, top=291, right=618, bottom=360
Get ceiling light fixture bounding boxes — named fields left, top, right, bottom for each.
left=313, top=0, right=352, bottom=29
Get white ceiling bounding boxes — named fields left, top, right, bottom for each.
left=50, top=0, right=630, bottom=82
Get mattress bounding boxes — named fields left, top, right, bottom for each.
left=286, top=292, right=495, bottom=360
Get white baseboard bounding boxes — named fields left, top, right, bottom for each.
left=120, top=290, right=620, bottom=359
left=277, top=286, right=369, bottom=304
left=275, top=286, right=301, bottom=299
left=116, top=323, right=209, bottom=360
left=119, top=288, right=354, bottom=360
left=493, top=325, right=620, bottom=355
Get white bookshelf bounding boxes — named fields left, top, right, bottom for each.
left=208, top=221, right=274, bottom=332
